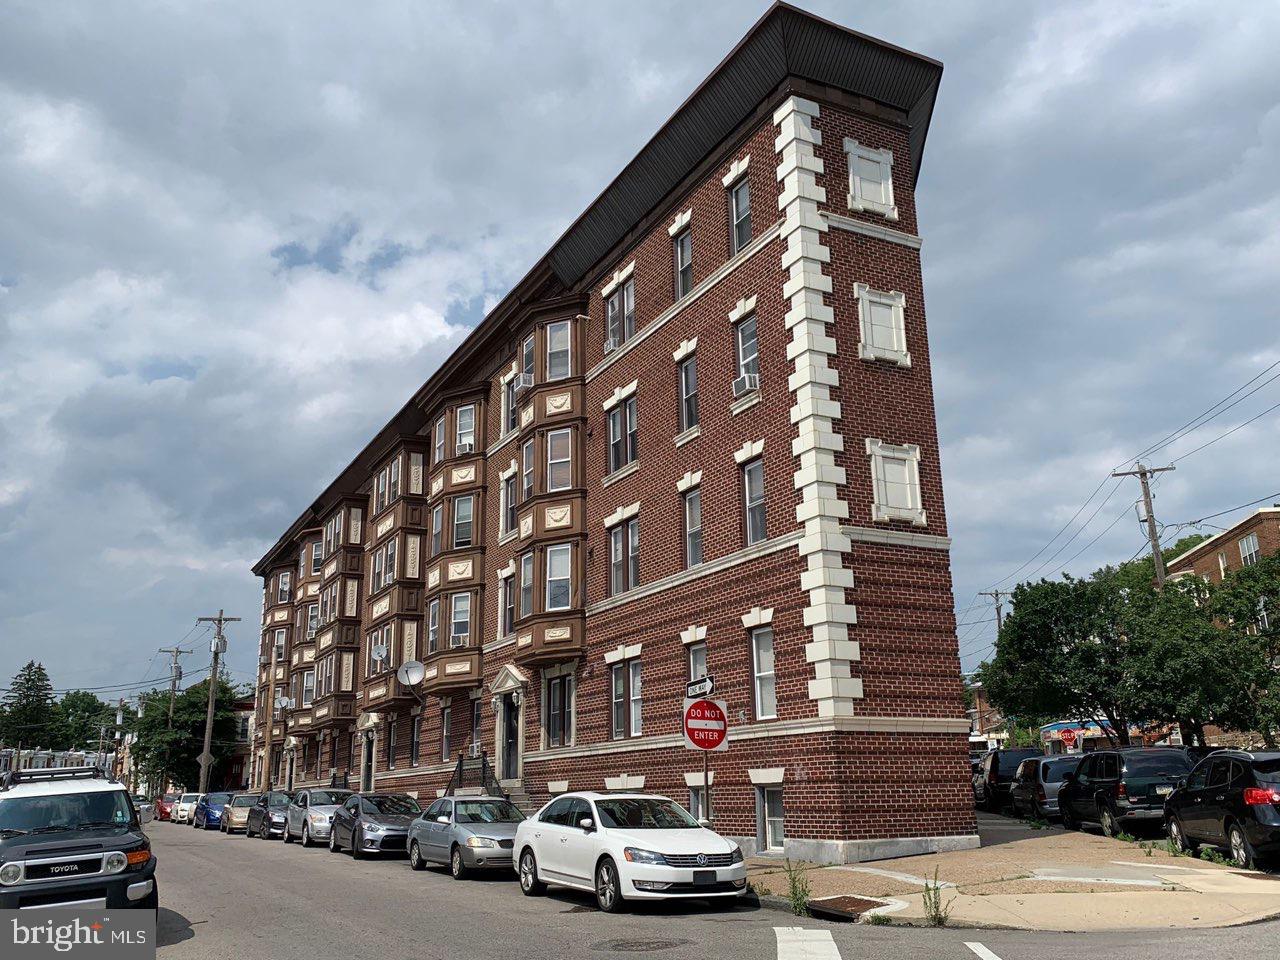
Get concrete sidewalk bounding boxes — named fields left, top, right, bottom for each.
left=746, top=813, right=1280, bottom=931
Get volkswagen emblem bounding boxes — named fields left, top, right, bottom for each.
left=696, top=853, right=708, bottom=866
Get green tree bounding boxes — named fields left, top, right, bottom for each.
left=1211, top=553, right=1280, bottom=746
left=50, top=690, right=114, bottom=752
left=0, top=661, right=56, bottom=748
left=130, top=676, right=242, bottom=790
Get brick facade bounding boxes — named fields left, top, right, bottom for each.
left=250, top=5, right=976, bottom=864
left=1166, top=508, right=1280, bottom=584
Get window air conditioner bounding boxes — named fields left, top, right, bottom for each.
left=732, top=373, right=760, bottom=398
left=456, top=441, right=475, bottom=455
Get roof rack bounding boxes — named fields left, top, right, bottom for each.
left=0, top=766, right=114, bottom=791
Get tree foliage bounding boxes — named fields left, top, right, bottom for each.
left=0, top=661, right=56, bottom=748
left=129, top=676, right=241, bottom=791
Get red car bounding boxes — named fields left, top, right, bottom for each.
left=155, top=793, right=178, bottom=821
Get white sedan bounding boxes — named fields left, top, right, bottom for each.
left=172, top=793, right=200, bottom=824
left=513, top=792, right=747, bottom=912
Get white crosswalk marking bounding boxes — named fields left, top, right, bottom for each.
left=774, top=926, right=843, bottom=960
left=965, top=943, right=1004, bottom=960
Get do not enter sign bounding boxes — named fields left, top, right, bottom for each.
left=683, top=698, right=728, bottom=752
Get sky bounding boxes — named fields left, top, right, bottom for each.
left=1, top=1, right=1278, bottom=704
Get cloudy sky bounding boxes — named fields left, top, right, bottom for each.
left=1, top=1, right=1278, bottom=703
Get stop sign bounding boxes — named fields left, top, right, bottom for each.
left=683, top=698, right=728, bottom=752
left=1060, top=728, right=1078, bottom=749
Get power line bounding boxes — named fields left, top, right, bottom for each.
left=1189, top=491, right=1280, bottom=526
left=1171, top=397, right=1280, bottom=464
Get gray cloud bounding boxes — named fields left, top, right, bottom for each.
left=0, top=1, right=1277, bottom=698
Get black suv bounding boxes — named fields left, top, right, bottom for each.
left=973, top=748, right=1043, bottom=811
left=0, top=766, right=157, bottom=910
left=1058, top=747, right=1191, bottom=835
left=1165, top=750, right=1280, bottom=868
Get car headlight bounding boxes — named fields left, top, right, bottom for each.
left=623, top=847, right=667, bottom=865
left=465, top=836, right=499, bottom=849
left=0, top=862, right=22, bottom=885
left=308, top=812, right=327, bottom=825
left=730, top=846, right=744, bottom=864
left=364, top=823, right=383, bottom=833
left=104, top=852, right=128, bottom=874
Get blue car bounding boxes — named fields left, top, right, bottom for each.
left=193, top=791, right=233, bottom=830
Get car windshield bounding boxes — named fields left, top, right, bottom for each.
left=205, top=793, right=232, bottom=805
left=180, top=794, right=199, bottom=803
left=362, top=795, right=420, bottom=816
left=308, top=791, right=351, bottom=805
left=0, top=789, right=134, bottom=833
left=455, top=800, right=524, bottom=824
left=595, top=798, right=700, bottom=830
left=1042, top=760, right=1080, bottom=782
left=267, top=793, right=292, bottom=808
left=231, top=795, right=258, bottom=808
left=1124, top=753, right=1191, bottom=776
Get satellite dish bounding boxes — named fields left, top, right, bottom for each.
left=371, top=643, right=388, bottom=663
left=397, top=660, right=425, bottom=687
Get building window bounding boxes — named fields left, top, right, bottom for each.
left=684, top=489, right=703, bottom=567
left=855, top=284, right=910, bottom=367
left=544, top=543, right=573, bottom=611
left=546, top=320, right=571, bottom=380
left=752, top=626, right=777, bottom=720
left=1219, top=551, right=1229, bottom=580
left=519, top=553, right=533, bottom=617
left=273, top=629, right=286, bottom=662
left=452, top=495, right=474, bottom=549
left=427, top=598, right=440, bottom=654
left=866, top=438, right=926, bottom=526
left=502, top=474, right=518, bottom=534
left=743, top=459, right=766, bottom=545
left=844, top=139, right=898, bottom=220
left=609, top=518, right=640, bottom=596
left=318, top=656, right=334, bottom=698
left=450, top=593, right=471, bottom=647
left=547, top=428, right=573, bottom=491
left=522, top=438, right=535, bottom=501
left=735, top=313, right=759, bottom=387
left=678, top=355, right=699, bottom=432
left=301, top=669, right=315, bottom=708
left=455, top=405, right=476, bottom=454
left=674, top=229, right=693, bottom=298
left=1241, top=532, right=1262, bottom=567
left=499, top=574, right=515, bottom=637
left=522, top=335, right=535, bottom=383
left=504, top=377, right=519, bottom=434
left=372, top=538, right=397, bottom=592
left=471, top=699, right=482, bottom=749
left=730, top=177, right=751, bottom=253
left=386, top=720, right=396, bottom=770
left=546, top=673, right=574, bottom=748
left=689, top=642, right=707, bottom=681
left=410, top=716, right=421, bottom=767
left=368, top=623, right=393, bottom=676
left=306, top=602, right=319, bottom=638
left=441, top=706, right=452, bottom=762
left=310, top=542, right=323, bottom=576
left=607, top=397, right=638, bottom=473
left=430, top=504, right=443, bottom=556
left=375, top=458, right=400, bottom=512
left=759, top=786, right=784, bottom=850
left=689, top=786, right=712, bottom=822
left=277, top=572, right=292, bottom=604
left=433, top=415, right=446, bottom=465
left=611, top=660, right=642, bottom=739
left=605, top=279, right=635, bottom=349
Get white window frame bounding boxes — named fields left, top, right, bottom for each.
left=498, top=572, right=515, bottom=637
left=522, top=438, right=535, bottom=501
left=455, top=405, right=476, bottom=454
left=843, top=138, right=898, bottom=221
left=607, top=397, right=638, bottom=474
left=452, top=494, right=474, bottom=549
left=427, top=598, right=440, bottom=653
left=684, top=488, right=703, bottom=567
left=503, top=375, right=518, bottom=435
left=735, top=313, right=759, bottom=380
left=730, top=176, right=751, bottom=253
left=605, top=279, right=636, bottom=347
left=519, top=552, right=534, bottom=618
left=865, top=438, right=926, bottom=526
left=742, top=459, right=766, bottom=545
left=760, top=786, right=785, bottom=850
left=501, top=474, right=518, bottom=534
left=546, top=320, right=571, bottom=380
left=277, top=571, right=292, bottom=605
left=674, top=229, right=693, bottom=299
left=543, top=664, right=575, bottom=749
left=546, top=428, right=573, bottom=492
left=854, top=283, right=910, bottom=367
left=1241, top=532, right=1262, bottom=567
left=688, top=641, right=707, bottom=682
left=678, top=354, right=698, bottom=432
left=441, top=706, right=452, bottom=762
left=301, top=669, right=315, bottom=707
left=751, top=626, right=777, bottom=720
left=544, top=543, right=572, bottom=612
left=433, top=415, right=446, bottom=465
left=310, top=542, right=323, bottom=576
left=450, top=592, right=471, bottom=647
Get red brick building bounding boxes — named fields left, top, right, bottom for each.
left=250, top=2, right=976, bottom=863
left=1166, top=507, right=1280, bottom=585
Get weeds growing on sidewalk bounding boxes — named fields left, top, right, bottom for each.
left=1199, top=846, right=1230, bottom=866
left=863, top=913, right=891, bottom=926
left=1022, top=813, right=1049, bottom=830
left=1115, top=831, right=1138, bottom=843
left=922, top=868, right=952, bottom=927
left=782, top=859, right=811, bottom=917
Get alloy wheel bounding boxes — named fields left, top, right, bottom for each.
left=519, top=851, right=544, bottom=896
left=1230, top=825, right=1253, bottom=868
left=451, top=847, right=467, bottom=880
left=1169, top=819, right=1187, bottom=853
left=1101, top=808, right=1119, bottom=837
left=409, top=841, right=424, bottom=871
left=329, top=829, right=339, bottom=853
left=302, top=824, right=311, bottom=848
left=596, top=859, right=621, bottom=913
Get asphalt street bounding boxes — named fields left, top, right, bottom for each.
left=150, top=820, right=1280, bottom=960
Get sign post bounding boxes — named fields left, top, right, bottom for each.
left=683, top=696, right=728, bottom=824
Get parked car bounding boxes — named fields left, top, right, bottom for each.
left=155, top=793, right=177, bottom=821
left=283, top=789, right=353, bottom=847
left=408, top=796, right=525, bottom=878
left=193, top=792, right=232, bottom=830
left=172, top=792, right=200, bottom=824
left=1059, top=747, right=1191, bottom=835
left=221, top=793, right=258, bottom=834
left=973, top=748, right=1043, bottom=811
left=1009, top=755, right=1081, bottom=820
left=245, top=791, right=293, bottom=839
left=329, top=793, right=421, bottom=857
left=0, top=766, right=157, bottom=910
left=514, top=792, right=747, bottom=913
left=1165, top=750, right=1280, bottom=867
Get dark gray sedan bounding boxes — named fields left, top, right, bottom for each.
left=407, top=796, right=525, bottom=879
left=328, top=793, right=421, bottom=858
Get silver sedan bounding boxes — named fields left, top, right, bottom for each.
left=284, top=788, right=354, bottom=846
left=407, top=796, right=525, bottom=879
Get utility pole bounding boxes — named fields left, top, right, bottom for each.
left=979, top=590, right=1010, bottom=629
left=157, top=646, right=189, bottom=792
left=195, top=610, right=240, bottom=794
left=1112, top=463, right=1176, bottom=588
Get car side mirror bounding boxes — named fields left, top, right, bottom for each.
left=579, top=817, right=595, bottom=833
left=436, top=815, right=450, bottom=824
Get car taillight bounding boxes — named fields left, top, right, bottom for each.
left=1244, top=787, right=1280, bottom=806
left=1116, top=782, right=1127, bottom=800
left=1037, top=785, right=1047, bottom=802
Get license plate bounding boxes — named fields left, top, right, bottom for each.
left=693, top=870, right=717, bottom=886
left=1154, top=785, right=1173, bottom=796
